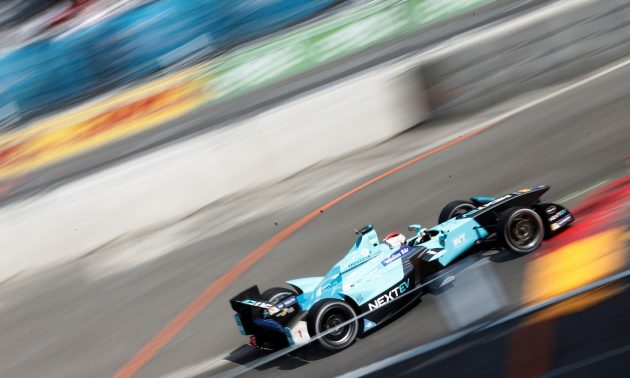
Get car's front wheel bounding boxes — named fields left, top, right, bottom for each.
left=498, top=206, right=544, bottom=254
left=438, top=200, right=476, bottom=223
left=308, top=300, right=359, bottom=352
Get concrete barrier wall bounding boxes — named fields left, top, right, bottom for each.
left=0, top=63, right=427, bottom=281
left=419, top=0, right=630, bottom=117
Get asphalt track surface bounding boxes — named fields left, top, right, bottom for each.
left=1, top=58, right=628, bottom=378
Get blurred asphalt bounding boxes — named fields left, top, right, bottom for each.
left=0, top=58, right=628, bottom=378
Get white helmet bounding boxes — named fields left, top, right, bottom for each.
left=384, top=232, right=406, bottom=249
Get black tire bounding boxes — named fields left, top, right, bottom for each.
left=307, top=300, right=359, bottom=352
left=438, top=200, right=476, bottom=223
left=261, top=287, right=297, bottom=305
left=498, top=206, right=544, bottom=254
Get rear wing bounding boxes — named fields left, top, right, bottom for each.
left=230, top=286, right=272, bottom=335
left=230, top=286, right=271, bottom=311
left=230, top=285, right=300, bottom=335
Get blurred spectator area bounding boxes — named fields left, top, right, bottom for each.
left=0, top=0, right=345, bottom=129
left=1, top=0, right=347, bottom=49
left=0, top=0, right=65, bottom=29
left=0, top=1, right=123, bottom=45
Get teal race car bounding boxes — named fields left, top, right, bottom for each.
left=230, top=185, right=573, bottom=351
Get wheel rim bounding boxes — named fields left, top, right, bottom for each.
left=320, top=309, right=355, bottom=346
left=507, top=210, right=542, bottom=250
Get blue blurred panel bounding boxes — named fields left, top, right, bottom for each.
left=0, top=30, right=104, bottom=123
left=224, top=0, right=338, bottom=43
left=0, top=40, right=70, bottom=118
left=103, top=0, right=221, bottom=85
left=0, top=0, right=338, bottom=127
left=0, top=0, right=223, bottom=125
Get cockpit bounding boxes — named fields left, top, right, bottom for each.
left=382, top=225, right=442, bottom=250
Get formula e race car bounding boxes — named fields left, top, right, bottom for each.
left=230, top=185, right=573, bottom=352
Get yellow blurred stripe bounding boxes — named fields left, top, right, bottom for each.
left=0, top=65, right=214, bottom=179
left=523, top=227, right=628, bottom=306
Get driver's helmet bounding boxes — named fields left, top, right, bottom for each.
left=384, top=232, right=406, bottom=249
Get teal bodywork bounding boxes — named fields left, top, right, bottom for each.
left=421, top=217, right=489, bottom=266
left=289, top=229, right=404, bottom=311
left=287, top=217, right=489, bottom=312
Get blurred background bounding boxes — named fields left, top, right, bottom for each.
left=0, top=0, right=628, bottom=377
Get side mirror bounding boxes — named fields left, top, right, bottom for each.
left=439, top=234, right=447, bottom=242
left=408, top=224, right=423, bottom=233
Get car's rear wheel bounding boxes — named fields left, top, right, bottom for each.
left=498, top=206, right=544, bottom=254
left=261, top=287, right=296, bottom=304
left=438, top=200, right=476, bottom=223
left=308, top=300, right=358, bottom=352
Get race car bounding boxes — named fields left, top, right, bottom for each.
left=230, top=185, right=573, bottom=352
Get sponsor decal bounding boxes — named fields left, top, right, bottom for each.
left=546, top=206, right=557, bottom=215
left=453, top=234, right=466, bottom=247
left=274, top=306, right=295, bottom=317
left=274, top=296, right=297, bottom=310
left=241, top=299, right=272, bottom=309
left=551, top=215, right=573, bottom=231
left=368, top=278, right=410, bottom=311
left=347, top=255, right=372, bottom=269
left=381, top=245, right=413, bottom=266
left=549, top=209, right=567, bottom=222
left=319, top=273, right=341, bottom=294
left=518, top=188, right=532, bottom=193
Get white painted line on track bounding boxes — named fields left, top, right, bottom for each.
left=482, top=57, right=630, bottom=128
left=557, top=179, right=612, bottom=204
left=160, top=350, right=236, bottom=378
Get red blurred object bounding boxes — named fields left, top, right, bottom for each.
left=249, top=335, right=257, bottom=347
left=48, top=0, right=94, bottom=28
left=536, top=174, right=630, bottom=255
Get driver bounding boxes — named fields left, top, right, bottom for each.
left=383, top=232, right=406, bottom=249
